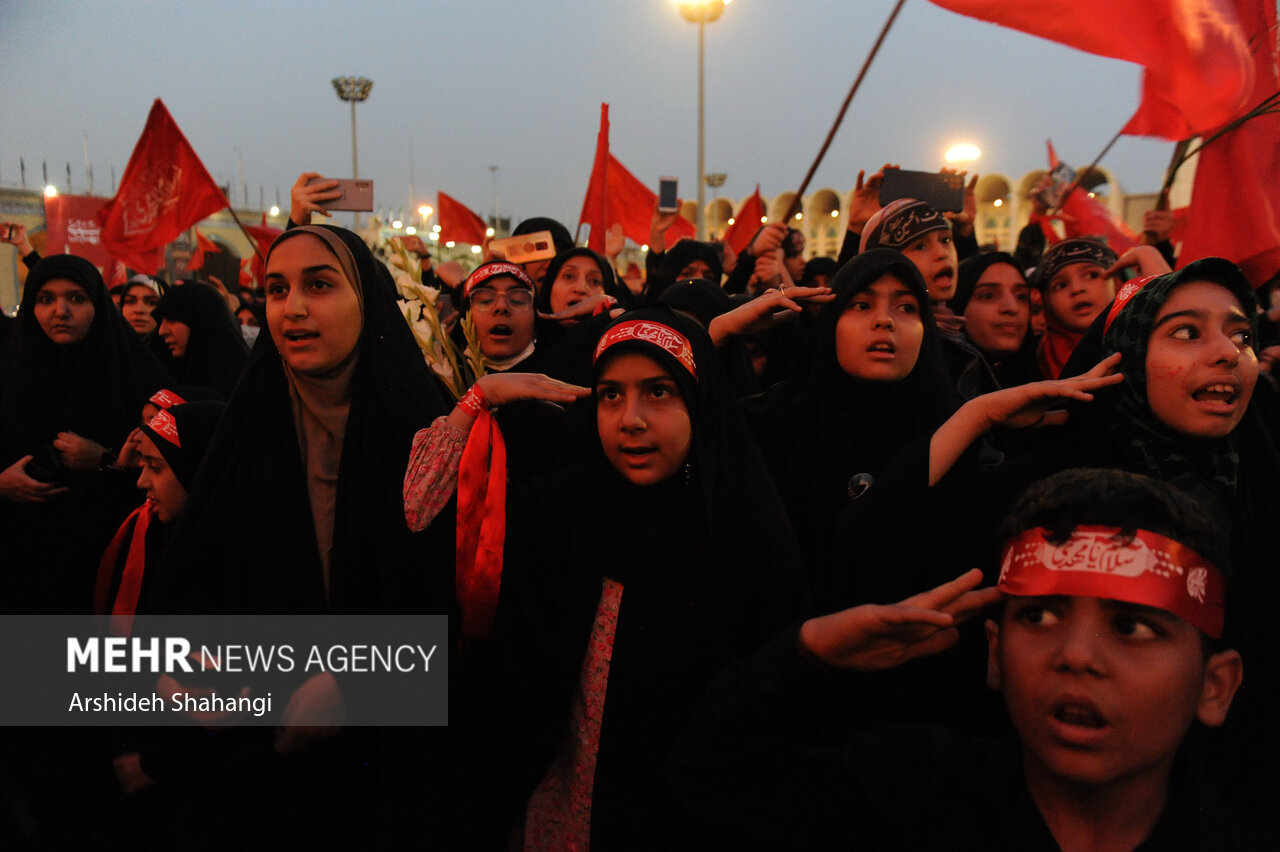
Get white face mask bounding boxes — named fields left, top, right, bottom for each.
left=241, top=324, right=261, bottom=347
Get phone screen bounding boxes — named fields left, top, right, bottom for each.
left=658, top=177, right=679, bottom=213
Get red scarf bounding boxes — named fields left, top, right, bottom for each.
left=93, top=500, right=156, bottom=637
left=455, top=410, right=507, bottom=640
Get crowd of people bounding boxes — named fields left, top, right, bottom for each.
left=0, top=163, right=1278, bottom=849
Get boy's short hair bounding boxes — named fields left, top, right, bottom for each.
left=1000, top=468, right=1226, bottom=573
left=1000, top=469, right=1229, bottom=648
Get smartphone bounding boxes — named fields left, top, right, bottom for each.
left=658, top=177, right=679, bottom=214
left=489, top=231, right=556, bottom=265
left=878, top=169, right=964, bottom=213
left=306, top=177, right=374, bottom=212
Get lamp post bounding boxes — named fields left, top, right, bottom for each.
left=332, top=76, right=373, bottom=229
left=675, top=0, right=729, bottom=241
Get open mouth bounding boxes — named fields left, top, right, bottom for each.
left=1071, top=300, right=1095, bottom=315
left=619, top=446, right=655, bottom=458
left=489, top=324, right=513, bottom=339
left=1049, top=696, right=1109, bottom=738
left=1192, top=382, right=1240, bottom=406
left=283, top=330, right=319, bottom=342
left=866, top=341, right=896, bottom=355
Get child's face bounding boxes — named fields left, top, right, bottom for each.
left=136, top=433, right=188, bottom=523
left=834, top=275, right=924, bottom=382
left=1144, top=280, right=1258, bottom=439
left=987, top=595, right=1229, bottom=788
left=899, top=230, right=957, bottom=302
left=1044, top=262, right=1113, bottom=334
left=595, top=351, right=692, bottom=487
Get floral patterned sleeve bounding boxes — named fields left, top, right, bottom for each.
left=403, top=416, right=468, bottom=531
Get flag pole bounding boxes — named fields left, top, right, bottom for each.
left=223, top=203, right=267, bottom=263
left=783, top=0, right=907, bottom=222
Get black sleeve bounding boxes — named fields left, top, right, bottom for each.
left=671, top=624, right=979, bottom=850
left=954, top=225, right=979, bottom=262
left=21, top=249, right=42, bottom=269
left=835, top=228, right=861, bottom=271
left=723, top=247, right=755, bottom=295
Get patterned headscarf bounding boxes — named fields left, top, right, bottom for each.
left=1100, top=257, right=1257, bottom=495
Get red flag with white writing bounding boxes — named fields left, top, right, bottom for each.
left=578, top=103, right=695, bottom=252
left=928, top=0, right=1255, bottom=139
left=722, top=185, right=767, bottom=256
left=437, top=192, right=489, bottom=246
left=97, top=99, right=228, bottom=273
left=43, top=194, right=114, bottom=267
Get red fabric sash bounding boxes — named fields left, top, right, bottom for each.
left=93, top=500, right=156, bottom=637
left=455, top=409, right=508, bottom=640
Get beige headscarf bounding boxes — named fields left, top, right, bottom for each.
left=270, top=227, right=366, bottom=599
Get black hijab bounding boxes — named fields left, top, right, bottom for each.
left=646, top=239, right=723, bottom=301
left=744, top=249, right=962, bottom=604
left=0, top=254, right=166, bottom=613
left=953, top=251, right=1039, bottom=387
left=535, top=246, right=627, bottom=313
left=492, top=307, right=805, bottom=848
left=0, top=254, right=165, bottom=464
left=1063, top=257, right=1264, bottom=508
left=153, top=281, right=249, bottom=396
left=152, top=225, right=451, bottom=615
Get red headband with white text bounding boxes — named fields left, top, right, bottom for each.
left=593, top=319, right=698, bottom=380
left=462, top=262, right=535, bottom=300
left=998, top=525, right=1224, bottom=637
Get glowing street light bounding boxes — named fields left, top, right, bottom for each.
left=43, top=185, right=58, bottom=197
left=269, top=205, right=280, bottom=216
left=944, top=142, right=981, bottom=166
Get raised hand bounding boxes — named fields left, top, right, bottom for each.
left=290, top=172, right=341, bottom=226
left=799, top=569, right=1001, bottom=672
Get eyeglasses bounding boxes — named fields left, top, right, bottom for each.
left=470, top=288, right=534, bottom=312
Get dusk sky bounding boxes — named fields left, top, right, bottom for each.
left=4, top=1, right=1175, bottom=230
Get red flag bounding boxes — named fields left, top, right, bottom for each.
left=188, top=229, right=221, bottom=271
left=1046, top=142, right=1138, bottom=253
left=928, top=0, right=1255, bottom=139
left=238, top=257, right=254, bottom=289
left=43, top=194, right=113, bottom=266
left=97, top=99, right=228, bottom=273
left=1178, top=1, right=1280, bottom=283
left=244, top=215, right=283, bottom=287
left=437, top=192, right=489, bottom=246
left=104, top=258, right=129, bottom=290
left=578, top=103, right=696, bottom=252
left=722, top=185, right=767, bottom=256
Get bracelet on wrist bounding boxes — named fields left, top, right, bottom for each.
left=457, top=384, right=489, bottom=419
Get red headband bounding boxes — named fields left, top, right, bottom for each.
left=462, top=262, right=535, bottom=300
left=1103, top=274, right=1159, bottom=334
left=149, top=388, right=187, bottom=410
left=998, top=525, right=1224, bottom=638
left=593, top=319, right=698, bottom=379
left=146, top=409, right=181, bottom=448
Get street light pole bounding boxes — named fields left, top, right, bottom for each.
left=676, top=0, right=729, bottom=242
left=332, top=76, right=373, bottom=230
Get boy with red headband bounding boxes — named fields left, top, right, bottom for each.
left=675, top=469, right=1271, bottom=849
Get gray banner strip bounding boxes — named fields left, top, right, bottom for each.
left=0, top=615, right=449, bottom=727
